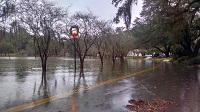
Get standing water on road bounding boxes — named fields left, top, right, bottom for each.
left=0, top=57, right=200, bottom=112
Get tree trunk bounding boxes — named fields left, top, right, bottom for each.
left=112, top=54, right=116, bottom=66
left=119, top=53, right=124, bottom=64
left=165, top=52, right=170, bottom=57
left=181, top=24, right=193, bottom=57
left=192, top=41, right=200, bottom=57
left=154, top=44, right=171, bottom=58
left=41, top=55, right=47, bottom=85
left=100, top=56, right=103, bottom=66
left=98, top=51, right=104, bottom=66
left=80, top=58, right=84, bottom=78
left=164, top=44, right=171, bottom=57
left=41, top=71, right=47, bottom=85
left=55, top=47, right=57, bottom=56
left=163, top=47, right=169, bottom=57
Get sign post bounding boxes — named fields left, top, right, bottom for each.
left=70, top=25, right=79, bottom=72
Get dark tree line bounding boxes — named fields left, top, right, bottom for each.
left=114, top=0, right=200, bottom=58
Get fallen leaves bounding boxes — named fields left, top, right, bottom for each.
left=126, top=99, right=175, bottom=112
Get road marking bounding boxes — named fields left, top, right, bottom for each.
left=1, top=64, right=160, bottom=112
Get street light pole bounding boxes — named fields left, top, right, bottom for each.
left=73, top=35, right=76, bottom=72
left=70, top=25, right=79, bottom=72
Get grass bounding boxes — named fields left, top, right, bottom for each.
left=153, top=57, right=173, bottom=61
left=126, top=56, right=145, bottom=59
left=173, top=56, right=200, bottom=65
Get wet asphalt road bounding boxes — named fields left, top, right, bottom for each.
left=25, top=63, right=200, bottom=112
left=0, top=57, right=200, bottom=112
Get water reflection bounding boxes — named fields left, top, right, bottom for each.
left=14, top=59, right=29, bottom=82
left=66, top=77, right=90, bottom=112
left=0, top=57, right=199, bottom=112
left=39, top=84, right=50, bottom=99
left=73, top=77, right=88, bottom=90
left=96, top=66, right=104, bottom=82
left=67, top=97, right=79, bottom=112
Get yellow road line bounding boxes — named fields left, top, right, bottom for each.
left=1, top=64, right=160, bottom=112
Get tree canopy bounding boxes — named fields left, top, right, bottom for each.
left=131, top=0, right=200, bottom=58
left=112, top=0, right=138, bottom=29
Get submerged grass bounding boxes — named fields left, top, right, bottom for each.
left=153, top=57, right=173, bottom=61
left=173, top=56, right=200, bottom=65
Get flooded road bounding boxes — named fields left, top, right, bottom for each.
left=0, top=57, right=200, bottom=112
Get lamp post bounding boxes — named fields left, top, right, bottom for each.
left=70, top=25, right=79, bottom=72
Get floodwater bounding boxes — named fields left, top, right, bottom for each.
left=0, top=57, right=200, bottom=112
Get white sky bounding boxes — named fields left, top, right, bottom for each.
left=49, top=0, right=143, bottom=27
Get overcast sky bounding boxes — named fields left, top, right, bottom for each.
left=50, top=0, right=143, bottom=27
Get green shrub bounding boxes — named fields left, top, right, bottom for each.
left=175, top=56, right=188, bottom=63
left=188, top=56, right=200, bottom=65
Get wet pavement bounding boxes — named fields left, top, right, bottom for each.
left=0, top=57, right=200, bottom=112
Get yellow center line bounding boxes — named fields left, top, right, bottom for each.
left=1, top=64, right=160, bottom=112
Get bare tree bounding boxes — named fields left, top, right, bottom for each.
left=94, top=20, right=114, bottom=66
left=19, top=0, right=68, bottom=84
left=115, top=29, right=132, bottom=63
left=66, top=12, right=98, bottom=77
left=106, top=27, right=132, bottom=65
left=106, top=34, right=118, bottom=66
